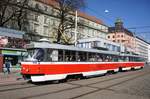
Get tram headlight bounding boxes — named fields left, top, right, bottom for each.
left=26, top=69, right=29, bottom=72
left=23, top=67, right=26, bottom=70
left=21, top=67, right=25, bottom=71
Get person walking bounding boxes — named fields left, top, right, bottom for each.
left=5, top=61, right=11, bottom=74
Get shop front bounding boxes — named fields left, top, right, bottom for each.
left=0, top=27, right=28, bottom=72
left=0, top=48, right=27, bottom=72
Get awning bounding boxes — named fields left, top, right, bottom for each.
left=0, top=27, right=25, bottom=38
left=1, top=50, right=22, bottom=56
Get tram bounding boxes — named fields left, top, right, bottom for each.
left=21, top=40, right=145, bottom=82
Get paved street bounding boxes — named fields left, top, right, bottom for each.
left=0, top=65, right=150, bottom=99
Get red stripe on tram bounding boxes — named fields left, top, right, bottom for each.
left=21, top=62, right=144, bottom=75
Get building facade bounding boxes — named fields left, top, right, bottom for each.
left=135, top=36, right=150, bottom=62
left=0, top=0, right=109, bottom=72
left=107, top=19, right=136, bottom=53
left=24, top=0, right=109, bottom=43
left=0, top=27, right=27, bottom=72
left=148, top=45, right=150, bottom=63
left=1, top=0, right=109, bottom=43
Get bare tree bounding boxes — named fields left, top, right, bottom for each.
left=52, top=0, right=85, bottom=44
left=15, top=0, right=29, bottom=30
left=0, top=0, right=29, bottom=30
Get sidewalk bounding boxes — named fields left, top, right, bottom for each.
left=0, top=72, right=26, bottom=85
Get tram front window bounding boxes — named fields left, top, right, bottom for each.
left=34, top=49, right=45, bottom=61
left=28, top=48, right=45, bottom=61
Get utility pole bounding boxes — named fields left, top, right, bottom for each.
left=74, top=10, right=78, bottom=46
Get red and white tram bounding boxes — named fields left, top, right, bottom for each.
left=21, top=40, right=145, bottom=82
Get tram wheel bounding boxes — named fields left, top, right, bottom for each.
left=59, top=79, right=67, bottom=83
left=119, top=67, right=122, bottom=72
left=140, top=67, right=143, bottom=69
left=131, top=67, right=135, bottom=71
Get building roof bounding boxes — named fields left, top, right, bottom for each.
left=108, top=27, right=134, bottom=37
left=136, top=36, right=150, bottom=45
left=78, top=12, right=104, bottom=25
left=36, top=0, right=104, bottom=25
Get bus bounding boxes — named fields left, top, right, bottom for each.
left=21, top=40, right=145, bottom=82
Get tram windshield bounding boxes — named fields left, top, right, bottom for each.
left=27, top=48, right=45, bottom=61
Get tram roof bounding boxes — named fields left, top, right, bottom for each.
left=26, top=42, right=119, bottom=55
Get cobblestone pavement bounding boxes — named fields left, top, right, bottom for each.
left=0, top=72, right=25, bottom=85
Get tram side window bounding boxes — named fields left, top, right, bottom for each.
left=58, top=50, right=63, bottom=61
left=88, top=53, right=96, bottom=62
left=46, top=49, right=52, bottom=61
left=52, top=50, right=59, bottom=61
left=97, top=55, right=102, bottom=62
left=46, top=49, right=59, bottom=62
left=78, top=52, right=87, bottom=62
left=65, top=51, right=76, bottom=62
left=112, top=56, right=119, bottom=62
left=135, top=57, right=144, bottom=62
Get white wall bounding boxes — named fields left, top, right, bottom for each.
left=148, top=45, right=150, bottom=63
left=135, top=37, right=149, bottom=60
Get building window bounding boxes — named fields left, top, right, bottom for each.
left=44, top=16, right=49, bottom=24
left=34, top=14, right=39, bottom=22
left=33, top=24, right=39, bottom=33
left=113, top=35, right=115, bottom=38
left=51, top=19, right=56, bottom=26
left=44, top=6, right=48, bottom=12
left=122, top=40, right=125, bottom=42
left=43, top=26, right=49, bottom=36
left=108, top=36, right=110, bottom=38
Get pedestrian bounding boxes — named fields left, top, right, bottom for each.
left=5, top=61, right=11, bottom=74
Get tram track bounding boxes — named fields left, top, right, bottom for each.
left=67, top=69, right=142, bottom=86
left=70, top=70, right=150, bottom=99
left=0, top=80, right=59, bottom=92
left=0, top=81, right=28, bottom=87
left=0, top=69, right=146, bottom=93
left=19, top=68, right=150, bottom=99
left=0, top=69, right=137, bottom=93
left=0, top=83, right=38, bottom=92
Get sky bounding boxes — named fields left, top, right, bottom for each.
left=84, top=0, right=150, bottom=42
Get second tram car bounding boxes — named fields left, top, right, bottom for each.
left=21, top=40, right=145, bottom=82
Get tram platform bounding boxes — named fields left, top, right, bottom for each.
left=0, top=72, right=25, bottom=85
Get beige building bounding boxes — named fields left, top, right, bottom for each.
left=107, top=19, right=136, bottom=53
left=24, top=0, right=109, bottom=43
